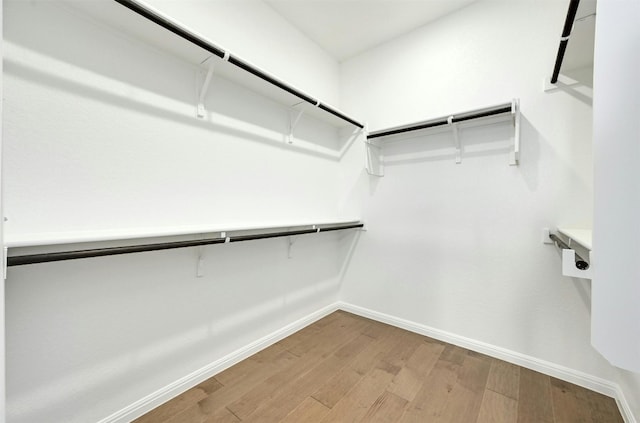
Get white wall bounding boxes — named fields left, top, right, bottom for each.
left=2, top=1, right=353, bottom=422
left=6, top=234, right=348, bottom=423
left=592, top=0, right=640, bottom=416
left=339, top=0, right=616, bottom=387
left=3, top=0, right=350, bottom=238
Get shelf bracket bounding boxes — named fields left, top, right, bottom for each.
left=510, top=98, right=521, bottom=166
left=287, top=236, right=295, bottom=259
left=197, top=61, right=216, bottom=118
left=364, top=124, right=384, bottom=177
left=288, top=102, right=306, bottom=144
left=196, top=53, right=229, bottom=119
left=196, top=245, right=205, bottom=277
left=449, top=116, right=462, bottom=164
left=365, top=140, right=384, bottom=176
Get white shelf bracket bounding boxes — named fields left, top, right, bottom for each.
left=449, top=116, right=461, bottom=164
left=364, top=124, right=384, bottom=177
left=197, top=60, right=216, bottom=118
left=196, top=245, right=205, bottom=278
left=288, top=102, right=307, bottom=144
left=287, top=236, right=295, bottom=259
left=510, top=98, right=521, bottom=166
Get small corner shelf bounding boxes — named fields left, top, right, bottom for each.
left=547, top=0, right=596, bottom=88
left=553, top=227, right=593, bottom=279
left=364, top=99, right=520, bottom=176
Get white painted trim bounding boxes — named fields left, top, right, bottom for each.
left=98, top=301, right=637, bottom=423
left=614, top=384, right=638, bottom=423
left=337, top=302, right=637, bottom=423
left=97, top=303, right=339, bottom=423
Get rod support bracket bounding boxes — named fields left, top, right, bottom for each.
left=288, top=103, right=306, bottom=144
left=448, top=116, right=462, bottom=164
left=510, top=98, right=520, bottom=166
left=196, top=60, right=216, bottom=118
left=364, top=123, right=384, bottom=177
left=562, top=249, right=593, bottom=279
left=287, top=236, right=295, bottom=259
left=196, top=245, right=205, bottom=278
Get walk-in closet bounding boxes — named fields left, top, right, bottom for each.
left=1, top=0, right=639, bottom=422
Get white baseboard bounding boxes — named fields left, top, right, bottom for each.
left=337, top=302, right=637, bottom=423
left=97, top=303, right=339, bottom=423
left=98, top=301, right=636, bottom=423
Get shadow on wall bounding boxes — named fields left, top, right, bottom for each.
left=554, top=66, right=594, bottom=106
left=3, top=58, right=340, bottom=161
left=519, top=115, right=541, bottom=192
left=4, top=1, right=349, bottom=160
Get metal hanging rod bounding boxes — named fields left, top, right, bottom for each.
left=549, top=233, right=589, bottom=270
left=550, top=0, right=581, bottom=84
left=112, top=0, right=364, bottom=129
left=7, top=223, right=364, bottom=266
left=367, top=102, right=514, bottom=140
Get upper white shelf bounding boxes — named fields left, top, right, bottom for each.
left=557, top=227, right=592, bottom=250
left=63, top=0, right=363, bottom=129
left=367, top=101, right=516, bottom=140
left=365, top=99, right=521, bottom=175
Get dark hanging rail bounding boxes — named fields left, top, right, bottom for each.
left=451, top=105, right=513, bottom=124
left=367, top=103, right=513, bottom=140
left=113, top=0, right=364, bottom=129
left=7, top=223, right=364, bottom=266
left=229, top=228, right=318, bottom=243
left=226, top=55, right=317, bottom=106
left=318, top=104, right=365, bottom=129
left=367, top=118, right=450, bottom=140
left=550, top=0, right=581, bottom=84
left=7, top=238, right=227, bottom=266
left=549, top=233, right=589, bottom=270
left=316, top=223, right=365, bottom=233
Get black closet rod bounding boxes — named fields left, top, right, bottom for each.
left=367, top=104, right=513, bottom=140
left=550, top=0, right=581, bottom=84
left=112, top=0, right=364, bottom=129
left=549, top=233, right=589, bottom=270
left=7, top=223, right=364, bottom=266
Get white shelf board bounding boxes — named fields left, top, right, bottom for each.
left=368, top=101, right=514, bottom=139
left=557, top=227, right=592, bottom=250
left=62, top=0, right=360, bottom=129
left=5, top=219, right=363, bottom=248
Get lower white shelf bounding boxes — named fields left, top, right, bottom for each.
left=557, top=227, right=592, bottom=250
left=5, top=220, right=364, bottom=267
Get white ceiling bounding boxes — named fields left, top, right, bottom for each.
left=264, top=0, right=478, bottom=62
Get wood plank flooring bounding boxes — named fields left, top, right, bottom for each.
left=134, top=311, right=624, bottom=423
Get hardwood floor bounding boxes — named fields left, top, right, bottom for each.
left=134, top=311, right=624, bottom=423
